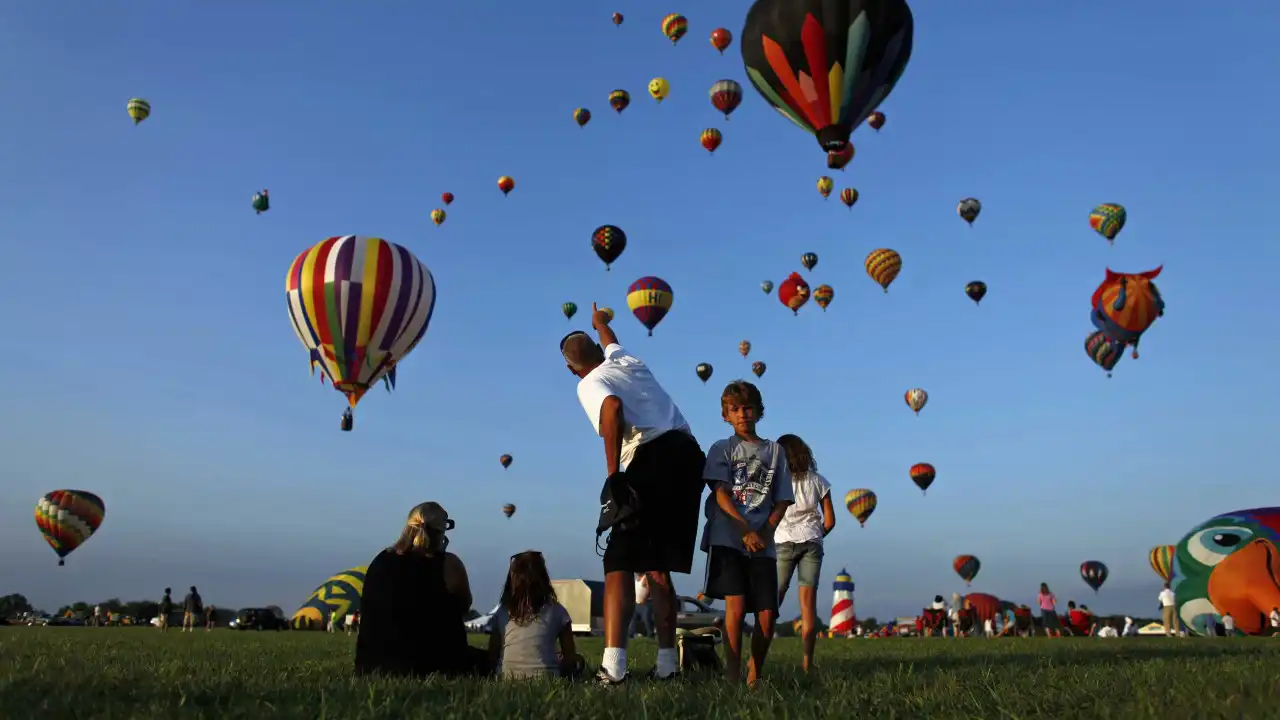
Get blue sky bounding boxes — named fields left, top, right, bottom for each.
left=3, top=0, right=1278, bottom=622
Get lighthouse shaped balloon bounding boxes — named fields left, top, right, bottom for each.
left=830, top=569, right=856, bottom=636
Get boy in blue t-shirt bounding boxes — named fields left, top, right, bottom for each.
left=700, top=380, right=794, bottom=686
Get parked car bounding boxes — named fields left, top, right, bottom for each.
left=675, top=595, right=724, bottom=630
left=464, top=604, right=501, bottom=634
left=233, top=608, right=287, bottom=631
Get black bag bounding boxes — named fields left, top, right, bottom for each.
left=596, top=471, right=642, bottom=553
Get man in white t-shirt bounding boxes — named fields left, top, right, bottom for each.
left=1222, top=612, right=1235, bottom=635
left=1158, top=583, right=1179, bottom=636
left=561, top=303, right=707, bottom=685
left=1096, top=622, right=1118, bottom=638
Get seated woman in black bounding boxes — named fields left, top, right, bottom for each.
left=354, top=501, right=491, bottom=678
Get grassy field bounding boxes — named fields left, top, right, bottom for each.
left=3, top=628, right=1279, bottom=719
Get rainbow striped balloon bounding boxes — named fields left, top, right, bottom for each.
left=35, top=490, right=105, bottom=566
left=845, top=488, right=877, bottom=527
left=286, top=236, right=436, bottom=409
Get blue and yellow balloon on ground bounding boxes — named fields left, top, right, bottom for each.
left=627, top=276, right=673, bottom=336
left=292, top=566, right=367, bottom=629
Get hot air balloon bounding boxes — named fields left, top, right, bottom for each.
left=661, top=13, right=688, bottom=44
left=431, top=209, right=446, bottom=226
left=562, top=302, right=578, bottom=320
left=648, top=77, right=670, bottom=103
left=497, top=176, right=515, bottom=196
left=865, top=249, right=902, bottom=293
left=740, top=0, right=914, bottom=152
left=696, top=363, right=714, bottom=383
left=801, top=252, right=818, bottom=271
left=1089, top=203, right=1126, bottom=244
left=1085, top=330, right=1124, bottom=378
left=964, top=281, right=986, bottom=305
left=503, top=503, right=516, bottom=518
left=609, top=89, right=631, bottom=114
left=627, top=276, right=673, bottom=336
left=828, top=144, right=855, bottom=170
left=813, top=284, right=834, bottom=311
left=1080, top=561, right=1109, bottom=592
left=126, top=98, right=151, bottom=125
left=1149, top=544, right=1174, bottom=583
left=498, top=454, right=513, bottom=470
left=35, top=490, right=105, bottom=566
left=599, top=307, right=615, bottom=322
left=710, top=27, right=733, bottom=53
left=709, top=80, right=743, bottom=119
left=817, top=176, right=834, bottom=199
left=441, top=192, right=454, bottom=206
left=840, top=188, right=858, bottom=208
left=760, top=281, right=773, bottom=294
left=953, top=555, right=981, bottom=585
left=701, top=128, right=723, bottom=154
left=285, top=236, right=437, bottom=430
left=845, top=489, right=877, bottom=527
left=867, top=111, right=886, bottom=131
left=905, top=387, right=927, bottom=414
left=612, top=12, right=623, bottom=26
left=778, top=272, right=811, bottom=315
left=739, top=340, right=752, bottom=358
left=957, top=198, right=982, bottom=226
left=752, top=361, right=767, bottom=378
left=1091, top=267, right=1165, bottom=358
left=909, top=462, right=935, bottom=494
left=251, top=189, right=270, bottom=214
left=574, top=108, right=592, bottom=127
left=591, top=225, right=627, bottom=271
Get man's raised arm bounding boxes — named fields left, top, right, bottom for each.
left=591, top=302, right=618, bottom=347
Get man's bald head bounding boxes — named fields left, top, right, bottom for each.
left=562, top=333, right=604, bottom=376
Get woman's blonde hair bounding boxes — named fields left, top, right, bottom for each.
left=391, top=502, right=450, bottom=556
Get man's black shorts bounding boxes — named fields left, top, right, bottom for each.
left=702, top=545, right=779, bottom=615
left=602, top=430, right=706, bottom=575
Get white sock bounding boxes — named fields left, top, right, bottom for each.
left=601, top=647, right=627, bottom=681
left=656, top=648, right=678, bottom=677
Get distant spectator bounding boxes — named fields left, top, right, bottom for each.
left=1222, top=612, right=1235, bottom=636
left=345, top=612, right=357, bottom=635
left=630, top=573, right=653, bottom=639
left=328, top=612, right=340, bottom=633
left=1270, top=607, right=1280, bottom=635
left=93, top=605, right=102, bottom=628
left=1158, top=583, right=1179, bottom=636
left=183, top=587, right=203, bottom=633
left=206, top=605, right=216, bottom=631
left=1096, top=622, right=1118, bottom=638
left=1037, top=583, right=1061, bottom=638
left=355, top=502, right=491, bottom=678
left=1122, top=616, right=1138, bottom=637
left=158, top=589, right=173, bottom=632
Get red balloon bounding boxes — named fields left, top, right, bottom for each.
left=441, top=192, right=454, bottom=205
left=777, top=272, right=810, bottom=316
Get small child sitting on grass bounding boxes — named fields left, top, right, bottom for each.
left=488, top=550, right=585, bottom=680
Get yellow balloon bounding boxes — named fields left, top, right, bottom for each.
left=648, top=77, right=670, bottom=103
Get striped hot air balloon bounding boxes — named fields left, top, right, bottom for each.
left=865, top=249, right=902, bottom=293
left=1149, top=544, right=1175, bottom=583
left=661, top=13, right=687, bottom=44
left=627, top=276, right=673, bottom=336
left=285, top=236, right=437, bottom=428
left=845, top=489, right=877, bottom=527
left=909, top=463, right=935, bottom=494
left=1085, top=330, right=1124, bottom=377
left=813, top=284, right=834, bottom=311
left=701, top=128, right=723, bottom=154
left=35, top=490, right=105, bottom=566
left=905, top=387, right=928, bottom=414
left=126, top=98, right=151, bottom=125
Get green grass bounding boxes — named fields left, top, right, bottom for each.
left=3, top=628, right=1279, bottom=719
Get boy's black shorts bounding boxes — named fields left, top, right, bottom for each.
left=702, top=545, right=779, bottom=614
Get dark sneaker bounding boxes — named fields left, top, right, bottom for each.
left=594, top=668, right=628, bottom=686
left=647, top=667, right=681, bottom=681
